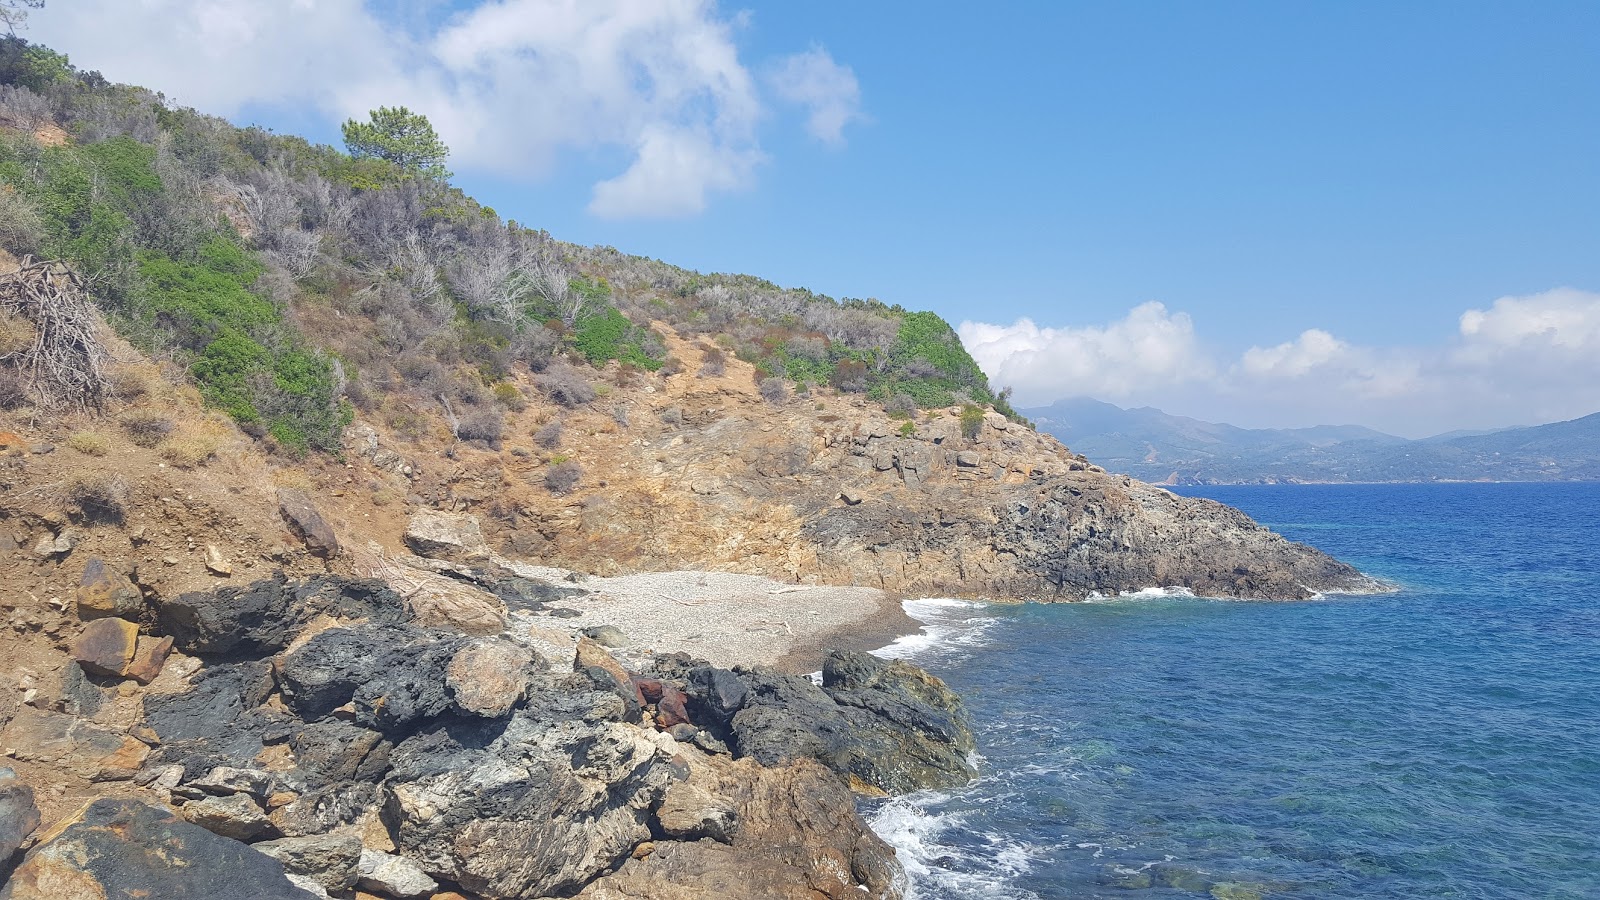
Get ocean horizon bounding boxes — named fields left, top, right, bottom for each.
left=868, top=482, right=1600, bottom=899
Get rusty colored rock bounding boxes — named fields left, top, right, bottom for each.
left=72, top=617, right=140, bottom=677
left=126, top=634, right=175, bottom=684
left=75, top=557, right=144, bottom=621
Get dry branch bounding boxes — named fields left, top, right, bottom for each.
left=0, top=257, right=109, bottom=413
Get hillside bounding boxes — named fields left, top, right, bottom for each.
left=0, top=38, right=1386, bottom=900
left=1025, top=397, right=1600, bottom=483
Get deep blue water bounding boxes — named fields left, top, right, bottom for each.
left=869, top=483, right=1600, bottom=900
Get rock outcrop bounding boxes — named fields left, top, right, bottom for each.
left=0, top=799, right=315, bottom=900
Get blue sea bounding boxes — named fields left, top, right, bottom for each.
left=868, top=483, right=1600, bottom=899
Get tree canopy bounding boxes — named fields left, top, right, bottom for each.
left=340, top=106, right=451, bottom=181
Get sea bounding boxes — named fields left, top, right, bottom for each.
left=866, top=483, right=1600, bottom=900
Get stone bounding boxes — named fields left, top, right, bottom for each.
left=253, top=834, right=363, bottom=893
left=89, top=736, right=150, bottom=782
left=403, top=509, right=489, bottom=562
left=582, top=624, right=628, bottom=648
left=155, top=576, right=404, bottom=657
left=180, top=792, right=276, bottom=842
left=74, top=557, right=144, bottom=621
left=667, top=723, right=698, bottom=742
left=278, top=488, right=340, bottom=558
left=189, top=765, right=274, bottom=798
left=277, top=624, right=462, bottom=732
left=71, top=617, right=140, bottom=677
left=445, top=637, right=538, bottom=718
left=575, top=636, right=643, bottom=708
left=205, top=544, right=232, bottom=576
left=1, top=800, right=315, bottom=899
left=687, top=667, right=748, bottom=722
left=956, top=450, right=982, bottom=467
left=355, top=848, right=437, bottom=899
left=0, top=707, right=125, bottom=769
left=31, top=531, right=73, bottom=559
left=383, top=718, right=675, bottom=899
left=125, top=634, right=175, bottom=684
left=655, top=684, right=691, bottom=729
left=0, top=768, right=40, bottom=864
left=576, top=758, right=899, bottom=900
left=839, top=489, right=864, bottom=505
left=655, top=782, right=737, bottom=843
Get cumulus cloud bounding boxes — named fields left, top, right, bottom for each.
left=958, top=302, right=1215, bottom=404
left=28, top=0, right=854, bottom=219
left=962, top=288, right=1600, bottom=436
left=767, top=46, right=865, bottom=145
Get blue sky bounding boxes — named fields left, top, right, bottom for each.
left=27, top=1, right=1600, bottom=436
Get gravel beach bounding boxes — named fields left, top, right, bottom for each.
left=499, top=563, right=920, bottom=673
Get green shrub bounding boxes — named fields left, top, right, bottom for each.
left=959, top=403, right=985, bottom=441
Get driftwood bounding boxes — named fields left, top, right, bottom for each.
left=0, top=257, right=109, bottom=413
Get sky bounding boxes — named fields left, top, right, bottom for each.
left=25, top=0, right=1600, bottom=438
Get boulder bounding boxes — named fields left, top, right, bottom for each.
left=403, top=510, right=489, bottom=562
left=156, top=576, right=404, bottom=657
left=0, top=768, right=40, bottom=864
left=278, top=488, right=340, bottom=558
left=74, top=557, right=144, bottom=621
left=189, top=766, right=274, bottom=799
left=72, top=617, right=141, bottom=678
left=445, top=637, right=539, bottom=718
left=381, top=716, right=676, bottom=899
left=356, top=848, right=438, bottom=899
left=655, top=782, right=737, bottom=843
left=582, top=624, right=629, bottom=648
left=576, top=636, right=643, bottom=708
left=181, top=792, right=276, bottom=842
left=0, top=799, right=315, bottom=899
left=578, top=758, right=899, bottom=900
left=955, top=450, right=982, bottom=467
left=277, top=624, right=462, bottom=731
left=253, top=834, right=363, bottom=894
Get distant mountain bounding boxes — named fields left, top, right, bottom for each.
left=1022, top=398, right=1600, bottom=483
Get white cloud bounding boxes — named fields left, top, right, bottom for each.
left=1239, top=329, right=1348, bottom=377
left=767, top=46, right=864, bottom=145
left=958, top=302, right=1215, bottom=404
left=28, top=0, right=854, bottom=219
left=962, top=288, right=1600, bottom=436
left=1456, top=287, right=1600, bottom=357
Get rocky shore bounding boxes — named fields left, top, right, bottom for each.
left=0, top=547, right=974, bottom=900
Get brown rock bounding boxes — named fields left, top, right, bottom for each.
left=403, top=509, right=490, bottom=562
left=126, top=634, right=175, bottom=684
left=575, top=636, right=642, bottom=705
left=656, top=685, right=691, bottom=729
left=89, top=736, right=151, bottom=782
left=445, top=638, right=537, bottom=718
left=181, top=792, right=276, bottom=842
left=278, top=488, right=339, bottom=558
left=0, top=707, right=125, bottom=768
left=74, top=557, right=144, bottom=621
left=204, top=544, right=232, bottom=576
left=72, top=617, right=140, bottom=677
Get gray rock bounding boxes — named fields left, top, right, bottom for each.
left=356, top=848, right=438, bottom=899
left=403, top=509, right=489, bottom=562
left=655, top=782, right=737, bottom=843
left=252, top=833, right=362, bottom=893
left=31, top=530, right=73, bottom=559
left=277, top=488, right=340, bottom=558
left=154, top=575, right=404, bottom=657
left=180, top=792, right=276, bottom=842
left=0, top=800, right=315, bottom=900
left=582, top=624, right=629, bottom=648
left=956, top=450, right=982, bottom=467
left=277, top=623, right=463, bottom=731
left=189, top=766, right=274, bottom=799
left=0, top=768, right=40, bottom=864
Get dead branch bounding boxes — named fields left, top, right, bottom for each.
left=0, top=256, right=109, bottom=414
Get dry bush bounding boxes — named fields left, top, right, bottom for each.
left=118, top=410, right=174, bottom=448
left=537, top=369, right=596, bottom=408
left=0, top=261, right=110, bottom=412
left=658, top=406, right=684, bottom=428
left=0, top=368, right=24, bottom=409
left=159, top=433, right=219, bottom=468
left=457, top=407, right=505, bottom=446
left=758, top=377, right=788, bottom=405
left=67, top=431, right=111, bottom=456
left=61, top=473, right=130, bottom=524
left=110, top=367, right=152, bottom=402
left=697, top=346, right=726, bottom=378
left=545, top=460, right=582, bottom=495
left=533, top=419, right=562, bottom=449
left=0, top=310, right=36, bottom=355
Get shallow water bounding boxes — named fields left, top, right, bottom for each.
left=868, top=483, right=1600, bottom=899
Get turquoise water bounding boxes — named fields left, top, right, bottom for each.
left=869, top=483, right=1600, bottom=899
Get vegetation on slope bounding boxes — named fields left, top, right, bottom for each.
left=0, top=37, right=1024, bottom=460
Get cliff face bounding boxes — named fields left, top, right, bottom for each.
left=377, top=328, right=1382, bottom=602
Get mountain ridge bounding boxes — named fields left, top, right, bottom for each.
left=1024, top=397, right=1600, bottom=483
